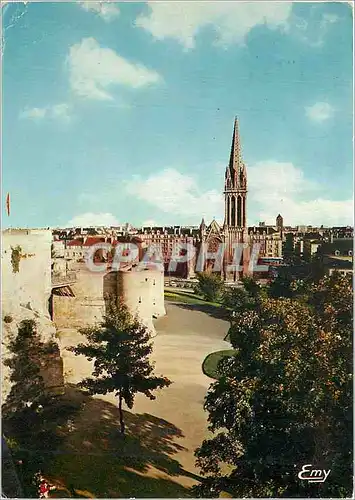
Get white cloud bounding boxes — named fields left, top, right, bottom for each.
left=20, top=103, right=72, bottom=121
left=66, top=212, right=120, bottom=227
left=135, top=2, right=292, bottom=49
left=80, top=1, right=120, bottom=22
left=126, top=168, right=223, bottom=222
left=294, top=11, right=339, bottom=48
left=51, top=103, right=71, bottom=121
left=126, top=163, right=352, bottom=228
left=142, top=219, right=158, bottom=227
left=322, top=13, right=338, bottom=26
left=20, top=107, right=47, bottom=119
left=305, top=102, right=334, bottom=122
left=248, top=160, right=352, bottom=226
left=67, top=37, right=162, bottom=100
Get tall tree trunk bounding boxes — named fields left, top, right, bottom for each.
left=118, top=393, right=125, bottom=434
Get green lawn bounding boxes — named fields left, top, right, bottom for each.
left=164, top=290, right=222, bottom=308
left=42, top=389, right=194, bottom=498
left=202, top=350, right=236, bottom=379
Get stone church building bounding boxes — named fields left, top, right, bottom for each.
left=137, top=117, right=283, bottom=281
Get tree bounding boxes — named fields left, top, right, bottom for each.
left=194, top=272, right=224, bottom=302
left=3, top=320, right=51, bottom=418
left=223, top=277, right=267, bottom=313
left=51, top=244, right=56, bottom=259
left=69, top=299, right=171, bottom=434
left=194, top=274, right=352, bottom=498
left=222, top=286, right=250, bottom=311
left=2, top=320, right=73, bottom=497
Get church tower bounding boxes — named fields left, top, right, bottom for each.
left=223, top=117, right=249, bottom=280
left=224, top=117, right=247, bottom=228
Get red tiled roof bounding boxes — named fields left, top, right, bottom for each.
left=67, top=239, right=84, bottom=247
left=83, top=237, right=106, bottom=247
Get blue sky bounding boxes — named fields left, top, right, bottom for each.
left=2, top=1, right=353, bottom=229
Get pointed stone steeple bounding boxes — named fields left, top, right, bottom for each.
left=224, top=117, right=247, bottom=228
left=228, top=116, right=243, bottom=174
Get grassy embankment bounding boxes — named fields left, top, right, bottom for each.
left=202, top=350, right=237, bottom=379
left=164, top=289, right=223, bottom=308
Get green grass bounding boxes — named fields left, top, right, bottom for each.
left=202, top=350, right=236, bottom=379
left=41, top=389, right=194, bottom=498
left=164, top=290, right=222, bottom=308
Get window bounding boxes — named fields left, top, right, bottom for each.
left=138, top=296, right=142, bottom=303
left=153, top=279, right=156, bottom=285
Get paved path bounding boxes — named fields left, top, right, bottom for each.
left=58, top=301, right=230, bottom=493
left=132, top=303, right=230, bottom=478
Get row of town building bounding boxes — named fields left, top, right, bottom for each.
left=52, top=118, right=353, bottom=280
left=52, top=220, right=353, bottom=279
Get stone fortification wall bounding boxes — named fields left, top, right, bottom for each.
left=2, top=229, right=52, bottom=315
left=53, top=265, right=106, bottom=329
left=53, top=265, right=165, bottom=334
left=116, top=269, right=166, bottom=332
left=1, top=229, right=63, bottom=401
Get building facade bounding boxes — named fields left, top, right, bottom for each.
left=137, top=118, right=265, bottom=281
left=55, top=118, right=285, bottom=281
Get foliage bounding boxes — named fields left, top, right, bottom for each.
left=4, top=315, right=13, bottom=323
left=69, top=299, right=171, bottom=433
left=194, top=272, right=224, bottom=302
left=202, top=350, right=236, bottom=379
left=3, top=320, right=49, bottom=416
left=240, top=276, right=263, bottom=299
left=267, top=276, right=310, bottom=299
left=222, top=287, right=249, bottom=311
left=11, top=245, right=22, bottom=273
left=222, top=278, right=267, bottom=327
left=194, top=273, right=353, bottom=498
left=2, top=320, right=78, bottom=497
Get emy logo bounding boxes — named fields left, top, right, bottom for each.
left=298, top=464, right=331, bottom=483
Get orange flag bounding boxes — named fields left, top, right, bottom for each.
left=6, top=193, right=10, bottom=216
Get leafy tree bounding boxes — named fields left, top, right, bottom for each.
left=267, top=276, right=310, bottom=299
left=194, top=274, right=352, bottom=498
left=223, top=277, right=267, bottom=314
left=268, top=275, right=294, bottom=298
left=240, top=276, right=263, bottom=298
left=222, top=286, right=250, bottom=311
left=2, top=320, right=74, bottom=497
left=194, top=272, right=224, bottom=302
left=3, top=320, right=50, bottom=418
left=69, top=299, right=171, bottom=434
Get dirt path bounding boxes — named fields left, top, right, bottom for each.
left=57, top=301, right=230, bottom=496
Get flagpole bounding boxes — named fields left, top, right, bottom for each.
left=6, top=193, right=10, bottom=217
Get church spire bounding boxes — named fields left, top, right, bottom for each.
left=224, top=117, right=247, bottom=228
left=229, top=116, right=243, bottom=173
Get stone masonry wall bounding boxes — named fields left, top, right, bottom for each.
left=1, top=229, right=64, bottom=401
left=53, top=265, right=106, bottom=329
left=116, top=268, right=166, bottom=333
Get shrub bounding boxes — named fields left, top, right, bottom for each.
left=11, top=246, right=22, bottom=273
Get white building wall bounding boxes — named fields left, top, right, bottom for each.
left=1, top=229, right=61, bottom=401
left=117, top=269, right=165, bottom=333
left=2, top=229, right=52, bottom=314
